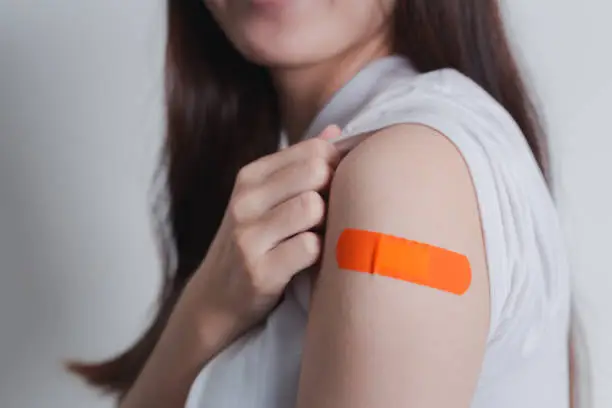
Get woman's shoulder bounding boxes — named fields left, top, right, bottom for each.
left=337, top=63, right=570, bottom=364
left=340, top=64, right=548, bottom=220
left=344, top=65, right=525, bottom=149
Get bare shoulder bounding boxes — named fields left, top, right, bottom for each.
left=330, top=123, right=486, bottom=260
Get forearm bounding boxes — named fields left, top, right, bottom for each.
left=119, top=290, right=239, bottom=408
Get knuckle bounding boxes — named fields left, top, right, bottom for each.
left=235, top=165, right=252, bottom=186
left=306, top=158, right=331, bottom=186
left=229, top=201, right=243, bottom=223
left=297, top=191, right=324, bottom=221
left=300, top=232, right=320, bottom=257
left=230, top=191, right=257, bottom=222
left=236, top=160, right=264, bottom=186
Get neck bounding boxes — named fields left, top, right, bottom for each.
left=271, top=41, right=390, bottom=144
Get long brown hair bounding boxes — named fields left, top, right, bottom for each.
left=68, top=0, right=549, bottom=398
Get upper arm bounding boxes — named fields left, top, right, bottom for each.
left=296, top=124, right=490, bottom=408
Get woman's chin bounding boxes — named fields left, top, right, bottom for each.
left=232, top=29, right=331, bottom=68
left=241, top=48, right=315, bottom=68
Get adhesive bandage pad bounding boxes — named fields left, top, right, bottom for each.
left=335, top=228, right=471, bottom=295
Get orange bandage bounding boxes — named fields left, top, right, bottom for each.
left=335, top=228, right=471, bottom=295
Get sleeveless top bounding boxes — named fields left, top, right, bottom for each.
left=185, top=56, right=571, bottom=408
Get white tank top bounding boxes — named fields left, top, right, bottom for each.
left=185, top=56, right=571, bottom=408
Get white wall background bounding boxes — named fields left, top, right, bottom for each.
left=0, top=0, right=609, bottom=407
left=503, top=1, right=611, bottom=406
left=0, top=1, right=165, bottom=407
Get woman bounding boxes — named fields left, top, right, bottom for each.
left=71, top=0, right=571, bottom=407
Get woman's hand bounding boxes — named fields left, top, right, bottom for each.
left=181, top=125, right=343, bottom=349
left=119, top=125, right=363, bottom=408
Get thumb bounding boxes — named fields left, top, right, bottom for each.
left=317, top=125, right=342, bottom=140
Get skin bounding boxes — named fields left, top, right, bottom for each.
left=120, top=1, right=490, bottom=407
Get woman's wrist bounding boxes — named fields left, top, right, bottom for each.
left=172, top=276, right=244, bottom=361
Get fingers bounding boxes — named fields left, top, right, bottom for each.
left=231, top=155, right=334, bottom=223
left=317, top=124, right=343, bottom=141
left=261, top=231, right=322, bottom=284
left=233, top=189, right=325, bottom=286
left=259, top=191, right=326, bottom=251
left=236, top=125, right=343, bottom=186
left=261, top=156, right=334, bottom=213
